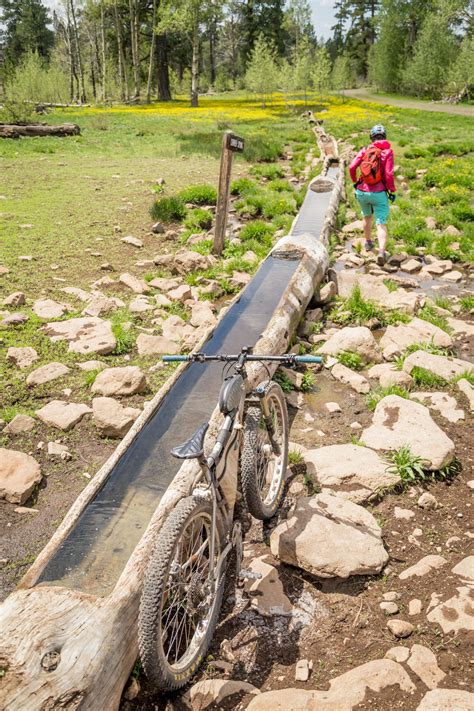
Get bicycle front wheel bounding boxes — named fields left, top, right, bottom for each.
left=138, top=496, right=225, bottom=691
left=241, top=381, right=289, bottom=521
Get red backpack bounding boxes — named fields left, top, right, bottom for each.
left=359, top=145, right=383, bottom=185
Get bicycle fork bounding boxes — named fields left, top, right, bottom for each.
left=254, top=387, right=281, bottom=457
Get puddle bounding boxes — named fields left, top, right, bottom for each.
left=37, top=256, right=300, bottom=596
left=304, top=371, right=348, bottom=415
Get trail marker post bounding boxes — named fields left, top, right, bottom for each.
left=213, top=131, right=245, bottom=255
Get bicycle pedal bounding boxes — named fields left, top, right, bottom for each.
left=238, top=569, right=263, bottom=581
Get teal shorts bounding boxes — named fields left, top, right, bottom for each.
left=355, top=189, right=389, bottom=225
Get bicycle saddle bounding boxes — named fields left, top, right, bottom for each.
left=171, top=422, right=209, bottom=460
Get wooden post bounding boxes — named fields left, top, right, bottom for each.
left=213, top=131, right=244, bottom=256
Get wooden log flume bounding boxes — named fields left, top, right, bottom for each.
left=0, top=123, right=81, bottom=139
left=0, top=137, right=343, bottom=711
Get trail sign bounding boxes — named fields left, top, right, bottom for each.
left=213, top=131, right=245, bottom=255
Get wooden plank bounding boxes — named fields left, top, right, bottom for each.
left=213, top=132, right=235, bottom=256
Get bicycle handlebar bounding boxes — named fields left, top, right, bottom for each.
left=162, top=353, right=323, bottom=364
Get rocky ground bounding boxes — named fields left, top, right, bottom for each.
left=123, top=219, right=473, bottom=710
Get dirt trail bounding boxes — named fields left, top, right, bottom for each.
left=344, top=88, right=474, bottom=117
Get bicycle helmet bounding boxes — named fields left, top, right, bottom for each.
left=370, top=124, right=387, bottom=140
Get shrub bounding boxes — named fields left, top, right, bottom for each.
left=385, top=446, right=426, bottom=484
left=267, top=178, right=293, bottom=193
left=337, top=351, right=363, bottom=370
left=410, top=366, right=448, bottom=388
left=178, top=184, right=217, bottom=205
left=150, top=196, right=186, bottom=223
left=273, top=368, right=294, bottom=393
left=230, top=178, right=258, bottom=196
left=184, top=208, right=213, bottom=231
left=245, top=137, right=284, bottom=163
left=366, top=385, right=410, bottom=411
left=300, top=371, right=315, bottom=392
left=250, top=163, right=285, bottom=180
left=111, top=312, right=135, bottom=354
left=239, top=220, right=273, bottom=241
left=262, top=194, right=297, bottom=219
left=288, top=450, right=304, bottom=465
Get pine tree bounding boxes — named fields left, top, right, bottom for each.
left=0, top=0, right=55, bottom=66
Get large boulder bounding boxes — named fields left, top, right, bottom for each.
left=91, top=366, right=147, bottom=396
left=336, top=272, right=421, bottom=314
left=33, top=299, right=69, bottom=319
left=92, top=397, right=141, bottom=438
left=403, top=351, right=473, bottom=381
left=26, top=362, right=70, bottom=387
left=4, top=415, right=36, bottom=435
left=411, top=392, right=464, bottom=423
left=136, top=334, right=180, bottom=356
left=362, top=395, right=455, bottom=470
left=368, top=363, right=414, bottom=388
left=190, top=302, right=217, bottom=329
left=380, top=318, right=453, bottom=361
left=0, top=449, right=42, bottom=504
left=318, top=326, right=381, bottom=364
left=7, top=347, right=39, bottom=369
left=417, top=689, right=474, bottom=711
left=270, top=493, right=388, bottom=578
left=36, top=401, right=92, bottom=431
left=304, top=444, right=399, bottom=503
left=246, top=659, right=415, bottom=711
left=43, top=317, right=116, bottom=355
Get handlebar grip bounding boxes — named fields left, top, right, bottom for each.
left=294, top=355, right=323, bottom=363
left=162, top=355, right=190, bottom=362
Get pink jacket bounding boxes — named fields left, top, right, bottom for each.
left=349, top=140, right=396, bottom=193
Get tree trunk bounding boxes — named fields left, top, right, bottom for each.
left=70, top=0, right=87, bottom=103
left=190, top=18, right=199, bottom=107
left=146, top=0, right=157, bottom=103
left=209, top=21, right=216, bottom=87
left=100, top=1, right=107, bottom=101
left=129, top=0, right=140, bottom=99
left=156, top=34, right=171, bottom=101
left=0, top=123, right=81, bottom=138
left=114, top=0, right=129, bottom=102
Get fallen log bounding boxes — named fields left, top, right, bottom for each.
left=0, top=156, right=343, bottom=711
left=0, top=123, right=80, bottom=139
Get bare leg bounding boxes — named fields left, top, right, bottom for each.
left=377, top=223, right=387, bottom=253
left=363, top=215, right=373, bottom=244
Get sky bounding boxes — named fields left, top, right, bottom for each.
left=43, top=1, right=337, bottom=40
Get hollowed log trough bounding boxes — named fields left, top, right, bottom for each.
left=0, top=156, right=344, bottom=711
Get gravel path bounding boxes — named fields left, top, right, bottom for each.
left=344, top=88, right=474, bottom=117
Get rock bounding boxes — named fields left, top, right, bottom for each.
left=399, top=555, right=447, bottom=580
left=411, top=391, right=464, bottom=423
left=229, top=270, right=252, bottom=288
left=119, top=273, right=149, bottom=294
left=304, top=444, right=399, bottom=504
left=342, top=219, right=364, bottom=233
left=92, top=397, right=141, bottom=438
left=270, top=493, right=388, bottom=578
left=76, top=360, right=107, bottom=372
left=409, top=599, right=422, bottom=616
left=446, top=317, right=474, bottom=338
left=0, top=449, right=42, bottom=504
left=423, top=259, right=452, bottom=275
left=380, top=602, right=399, bottom=615
left=244, top=555, right=292, bottom=617
left=336, top=271, right=421, bottom=314
left=149, top=276, right=181, bottom=291
left=325, top=401, right=341, bottom=413
left=129, top=296, right=154, bottom=314
left=443, top=224, right=461, bottom=237
left=136, top=334, right=180, bottom=356
left=36, top=401, right=92, bottom=431
left=154, top=293, right=172, bottom=308
left=394, top=507, right=415, bottom=520
left=123, top=677, right=140, bottom=701
left=173, top=249, right=212, bottom=275
left=63, top=286, right=92, bottom=302
left=295, top=659, right=311, bottom=682
left=380, top=318, right=452, bottom=360
left=418, top=492, right=438, bottom=510
left=33, top=299, right=69, bottom=319
left=43, top=317, right=116, bottom=355
left=168, top=284, right=192, bottom=303
left=1, top=312, right=28, bottom=326
left=403, top=350, right=473, bottom=381
left=3, top=291, right=25, bottom=307
left=408, top=645, right=445, bottom=689
left=402, top=258, right=422, bottom=273
left=425, top=217, right=437, bottom=230
left=456, top=378, right=474, bottom=412
left=26, top=362, right=70, bottom=387
left=318, top=281, right=337, bottom=304
left=361, top=395, right=455, bottom=470
left=385, top=646, right=410, bottom=663
left=183, top=680, right=259, bottom=710
left=427, top=587, right=474, bottom=634
left=440, top=270, right=463, bottom=283
left=151, top=221, right=164, bottom=234
left=331, top=363, right=370, bottom=394
left=190, top=302, right=216, bottom=328
left=452, top=556, right=474, bottom=583
left=91, top=366, right=147, bottom=396
left=387, top=620, right=414, bottom=638
left=47, top=441, right=71, bottom=458
left=318, top=326, right=381, bottom=364
left=4, top=415, right=36, bottom=435
left=417, top=688, right=474, bottom=711
left=246, top=659, right=415, bottom=710
left=6, top=347, right=39, bottom=369
left=15, top=506, right=38, bottom=514
left=0, top=266, right=9, bottom=275
left=121, top=235, right=143, bottom=248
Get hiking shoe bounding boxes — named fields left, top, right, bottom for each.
left=365, top=239, right=374, bottom=251
left=377, top=251, right=387, bottom=266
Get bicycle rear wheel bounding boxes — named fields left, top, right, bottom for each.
left=241, top=381, right=289, bottom=521
left=138, top=496, right=225, bottom=690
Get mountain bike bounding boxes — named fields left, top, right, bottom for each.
left=138, top=346, right=322, bottom=690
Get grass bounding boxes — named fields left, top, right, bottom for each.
left=459, top=295, right=474, bottom=311
left=394, top=341, right=453, bottom=370
left=273, top=368, right=294, bottom=393
left=385, top=446, right=427, bottom=484
left=111, top=310, right=136, bottom=354
left=453, top=371, right=474, bottom=386
left=300, top=371, right=315, bottom=392
left=288, top=450, right=304, bottom=466
left=337, top=351, right=363, bottom=370
left=366, top=385, right=410, bottom=411
left=150, top=195, right=187, bottom=223
left=410, top=366, right=449, bottom=388
left=329, top=285, right=410, bottom=328
left=417, top=304, right=451, bottom=333
left=433, top=295, right=453, bottom=311
left=184, top=208, right=213, bottom=231
left=178, top=184, right=217, bottom=205
left=383, top=279, right=399, bottom=293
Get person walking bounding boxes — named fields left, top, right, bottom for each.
left=349, top=124, right=397, bottom=266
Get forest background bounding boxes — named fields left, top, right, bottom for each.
left=0, top=0, right=472, bottom=120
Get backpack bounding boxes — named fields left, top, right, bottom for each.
left=359, top=145, right=383, bottom=185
